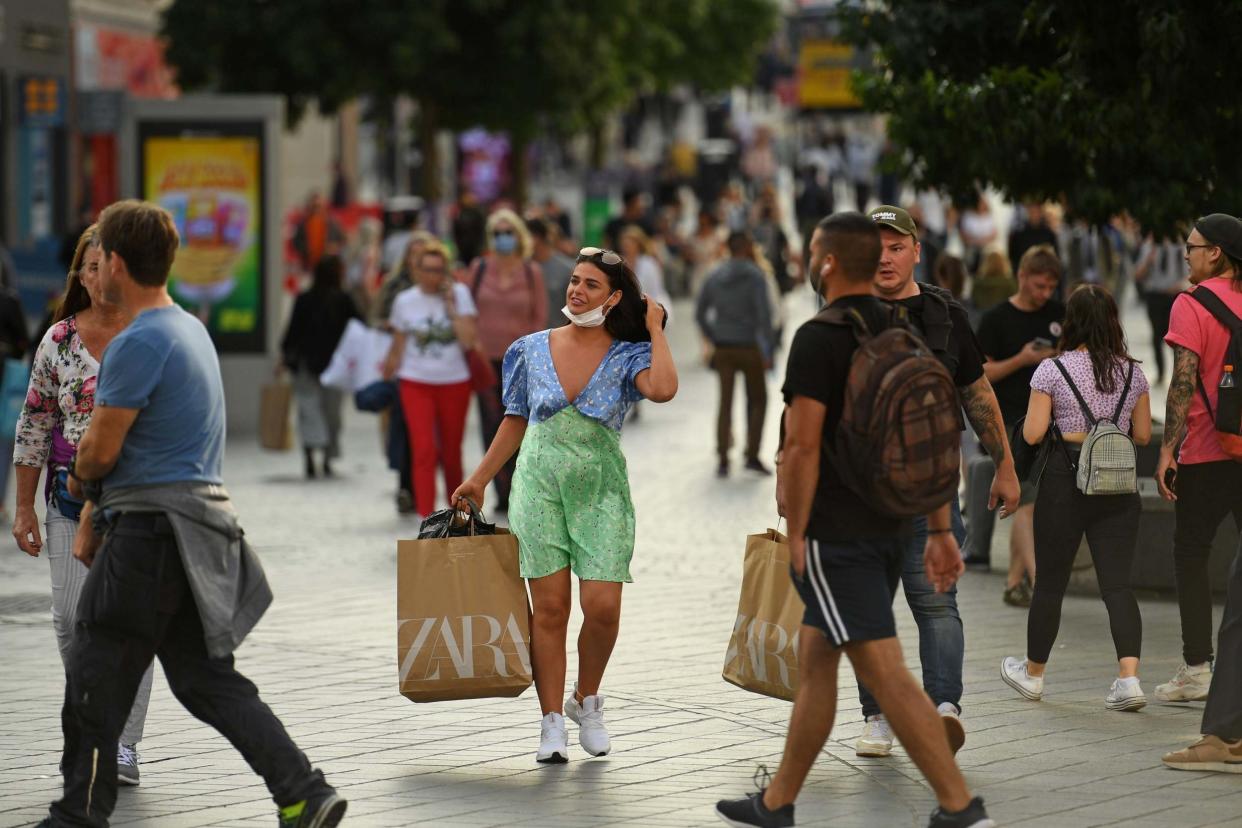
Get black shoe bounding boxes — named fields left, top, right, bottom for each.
left=744, top=458, right=772, bottom=476
left=717, top=460, right=729, bottom=478
left=304, top=449, right=317, bottom=479
left=396, top=489, right=415, bottom=514
left=715, top=789, right=794, bottom=827
left=962, top=555, right=990, bottom=571
left=322, top=459, right=335, bottom=478
left=278, top=790, right=347, bottom=828
left=927, top=796, right=994, bottom=827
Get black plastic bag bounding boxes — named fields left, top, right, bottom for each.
left=417, top=499, right=497, bottom=539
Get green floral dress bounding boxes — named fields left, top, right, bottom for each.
left=501, top=331, right=652, bottom=582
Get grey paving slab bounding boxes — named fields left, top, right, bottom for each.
left=1, top=294, right=1238, bottom=827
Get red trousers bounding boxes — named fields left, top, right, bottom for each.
left=398, top=379, right=472, bottom=517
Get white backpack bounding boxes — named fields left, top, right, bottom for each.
left=1052, top=360, right=1137, bottom=495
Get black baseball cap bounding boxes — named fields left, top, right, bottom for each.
left=868, top=205, right=917, bottom=236
left=1194, top=213, right=1242, bottom=260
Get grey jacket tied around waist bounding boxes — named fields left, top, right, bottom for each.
left=92, top=482, right=273, bottom=658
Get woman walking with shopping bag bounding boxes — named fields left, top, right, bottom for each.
left=452, top=247, right=677, bottom=763
left=11, top=224, right=154, bottom=785
left=1001, top=284, right=1153, bottom=709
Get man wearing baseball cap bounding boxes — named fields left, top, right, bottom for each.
left=848, top=205, right=1020, bottom=760
left=1158, top=213, right=1242, bottom=772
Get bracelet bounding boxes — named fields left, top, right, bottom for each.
left=927, top=528, right=952, bottom=535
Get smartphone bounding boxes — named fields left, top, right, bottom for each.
left=1164, top=467, right=1177, bottom=492
left=1032, top=337, right=1054, bottom=350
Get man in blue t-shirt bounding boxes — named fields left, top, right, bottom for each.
left=44, top=201, right=346, bottom=828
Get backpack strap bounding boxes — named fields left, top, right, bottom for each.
left=1052, top=358, right=1098, bottom=427
left=913, top=284, right=954, bottom=354
left=1188, top=285, right=1242, bottom=333
left=811, top=306, right=874, bottom=341
left=1110, top=362, right=1134, bottom=424
left=471, top=258, right=487, bottom=298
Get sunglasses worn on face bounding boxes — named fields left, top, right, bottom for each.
left=578, top=247, right=623, bottom=266
left=493, top=230, right=515, bottom=238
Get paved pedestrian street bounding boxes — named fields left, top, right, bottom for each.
left=1, top=298, right=1238, bottom=828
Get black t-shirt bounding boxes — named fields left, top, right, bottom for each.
left=894, top=287, right=985, bottom=389
left=977, top=298, right=1066, bottom=424
left=782, top=295, right=912, bottom=541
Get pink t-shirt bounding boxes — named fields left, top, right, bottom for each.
left=1165, top=276, right=1242, bottom=464
left=1030, top=351, right=1149, bottom=434
left=468, top=257, right=548, bottom=360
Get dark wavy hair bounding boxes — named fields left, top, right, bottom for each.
left=54, top=224, right=99, bottom=323
left=1058, top=284, right=1138, bottom=393
left=576, top=251, right=668, bottom=342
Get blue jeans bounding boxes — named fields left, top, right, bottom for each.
left=858, top=497, right=966, bottom=718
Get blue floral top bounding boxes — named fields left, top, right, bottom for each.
left=502, top=330, right=652, bottom=431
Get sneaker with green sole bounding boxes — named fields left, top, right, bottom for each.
left=278, top=791, right=347, bottom=828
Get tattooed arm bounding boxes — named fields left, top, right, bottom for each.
left=961, top=375, right=1021, bottom=518
left=1157, top=344, right=1199, bottom=501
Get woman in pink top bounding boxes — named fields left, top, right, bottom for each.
left=466, top=208, right=547, bottom=510
left=1000, top=285, right=1153, bottom=711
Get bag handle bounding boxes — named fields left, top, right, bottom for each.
left=1052, top=358, right=1097, bottom=427
left=435, top=497, right=486, bottom=538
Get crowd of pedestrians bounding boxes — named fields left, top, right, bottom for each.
left=8, top=168, right=1242, bottom=827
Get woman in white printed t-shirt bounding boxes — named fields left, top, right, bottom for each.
left=382, top=240, right=478, bottom=518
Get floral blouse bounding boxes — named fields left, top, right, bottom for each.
left=15, top=317, right=100, bottom=483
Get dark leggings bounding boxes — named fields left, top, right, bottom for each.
left=1027, top=447, right=1143, bottom=664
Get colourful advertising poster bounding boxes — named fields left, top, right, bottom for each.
left=139, top=122, right=265, bottom=352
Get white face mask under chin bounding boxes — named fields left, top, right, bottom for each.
left=562, top=294, right=618, bottom=328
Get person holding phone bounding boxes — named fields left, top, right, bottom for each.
left=1001, top=284, right=1152, bottom=709
left=383, top=240, right=478, bottom=518
left=976, top=244, right=1066, bottom=607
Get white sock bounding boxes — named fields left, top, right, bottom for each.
left=1116, top=676, right=1140, bottom=688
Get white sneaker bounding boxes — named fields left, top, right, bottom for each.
left=1106, top=677, right=1148, bottom=711
left=1154, top=663, right=1212, bottom=702
left=536, top=712, right=568, bottom=764
left=938, top=702, right=966, bottom=754
left=564, top=685, right=611, bottom=757
left=1001, top=656, right=1044, bottom=701
left=855, top=714, right=893, bottom=757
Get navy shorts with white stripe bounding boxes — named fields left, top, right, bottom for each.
left=791, top=537, right=905, bottom=647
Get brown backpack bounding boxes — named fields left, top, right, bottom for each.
left=812, top=304, right=963, bottom=518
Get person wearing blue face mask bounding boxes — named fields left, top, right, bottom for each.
left=453, top=248, right=676, bottom=764
left=466, top=208, right=547, bottom=511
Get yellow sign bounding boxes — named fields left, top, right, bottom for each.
left=143, top=135, right=262, bottom=338
left=798, top=40, right=862, bottom=110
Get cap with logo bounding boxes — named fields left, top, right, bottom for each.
left=868, top=205, right=917, bottom=236
left=1194, top=213, right=1242, bottom=261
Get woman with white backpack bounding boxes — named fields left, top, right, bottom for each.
left=1001, top=284, right=1153, bottom=710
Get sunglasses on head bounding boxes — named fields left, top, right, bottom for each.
left=578, top=247, right=623, bottom=266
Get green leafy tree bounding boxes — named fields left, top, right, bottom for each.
left=161, top=0, right=780, bottom=205
left=837, top=1, right=1242, bottom=234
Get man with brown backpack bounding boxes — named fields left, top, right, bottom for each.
left=715, top=212, right=994, bottom=828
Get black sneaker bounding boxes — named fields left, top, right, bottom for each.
left=927, top=796, right=994, bottom=828
left=715, top=789, right=794, bottom=827
left=278, top=790, right=347, bottom=828
left=395, top=489, right=415, bottom=514
left=744, top=458, right=773, bottom=476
